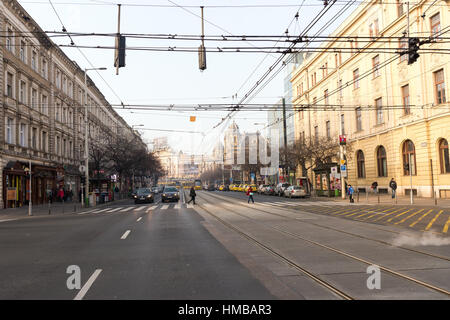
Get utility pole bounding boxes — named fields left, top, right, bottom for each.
left=282, top=97, right=288, bottom=184
left=198, top=6, right=206, bottom=71
left=28, top=158, right=32, bottom=216
left=409, top=153, right=413, bottom=204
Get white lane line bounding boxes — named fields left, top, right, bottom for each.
left=73, top=269, right=102, bottom=300
left=137, top=217, right=142, bottom=222
left=161, top=205, right=169, bottom=210
left=106, top=207, right=123, bottom=213
left=146, top=205, right=156, bottom=213
left=119, top=207, right=134, bottom=212
left=134, top=206, right=146, bottom=212
left=121, top=230, right=131, bottom=239
left=0, top=218, right=18, bottom=223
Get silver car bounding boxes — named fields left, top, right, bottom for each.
left=284, top=185, right=307, bottom=198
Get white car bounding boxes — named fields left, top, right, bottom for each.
left=284, top=185, right=307, bottom=198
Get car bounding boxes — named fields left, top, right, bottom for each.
left=264, top=185, right=276, bottom=195
left=284, top=185, right=308, bottom=198
left=151, top=186, right=159, bottom=194
left=161, top=186, right=180, bottom=202
left=275, top=183, right=291, bottom=197
left=134, top=188, right=154, bottom=204
left=207, top=184, right=216, bottom=191
left=219, top=185, right=225, bottom=191
left=258, top=184, right=269, bottom=194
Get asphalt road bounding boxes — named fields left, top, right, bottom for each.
left=0, top=192, right=273, bottom=299
left=1, top=189, right=449, bottom=299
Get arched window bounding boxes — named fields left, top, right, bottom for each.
left=377, top=146, right=387, bottom=177
left=439, top=139, right=450, bottom=173
left=357, top=150, right=365, bottom=178
left=402, top=140, right=416, bottom=175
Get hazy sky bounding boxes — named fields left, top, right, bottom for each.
left=20, top=0, right=356, bottom=155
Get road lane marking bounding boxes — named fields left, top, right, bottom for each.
left=443, top=217, right=450, bottom=233
left=394, top=209, right=424, bottom=225
left=425, top=210, right=443, bottom=231
left=134, top=206, right=146, bottom=212
left=387, top=209, right=413, bottom=223
left=0, top=219, right=18, bottom=223
left=106, top=207, right=123, bottom=213
left=161, top=205, right=169, bottom=210
left=94, top=208, right=112, bottom=213
left=409, top=209, right=433, bottom=227
left=354, top=211, right=376, bottom=219
left=73, top=269, right=102, bottom=300
left=119, top=207, right=134, bottom=212
left=372, top=207, right=405, bottom=222
left=137, top=217, right=142, bottom=222
left=121, top=230, right=131, bottom=239
left=146, top=205, right=156, bottom=213
left=175, top=202, right=181, bottom=209
left=362, top=207, right=396, bottom=220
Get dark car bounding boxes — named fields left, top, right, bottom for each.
left=134, top=188, right=154, bottom=204
left=161, top=186, right=180, bottom=202
left=207, top=184, right=216, bottom=191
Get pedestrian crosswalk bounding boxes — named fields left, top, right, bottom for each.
left=77, top=202, right=194, bottom=215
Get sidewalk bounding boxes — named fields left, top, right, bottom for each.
left=310, top=193, right=450, bottom=207
left=0, top=198, right=130, bottom=221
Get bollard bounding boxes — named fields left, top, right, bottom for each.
left=62, top=200, right=64, bottom=214
left=48, top=201, right=51, bottom=214
left=357, top=190, right=360, bottom=203
left=74, top=204, right=77, bottom=213
left=366, top=191, right=368, bottom=203
left=377, top=192, right=380, bottom=204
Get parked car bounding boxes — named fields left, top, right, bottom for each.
left=264, top=185, right=276, bottom=195
left=284, top=185, right=308, bottom=198
left=134, top=188, right=154, bottom=204
left=275, top=183, right=291, bottom=197
left=258, top=184, right=269, bottom=194
left=161, top=186, right=180, bottom=202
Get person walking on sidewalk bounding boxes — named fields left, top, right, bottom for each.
left=371, top=181, right=378, bottom=194
left=389, top=178, right=397, bottom=199
left=348, top=184, right=354, bottom=203
left=247, top=185, right=255, bottom=204
left=187, top=186, right=196, bottom=205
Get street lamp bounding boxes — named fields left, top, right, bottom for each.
left=84, top=67, right=107, bottom=207
left=319, top=65, right=346, bottom=199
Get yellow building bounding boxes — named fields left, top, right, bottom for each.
left=291, top=0, right=449, bottom=198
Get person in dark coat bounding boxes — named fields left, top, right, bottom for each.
left=389, top=178, right=397, bottom=199
left=188, top=186, right=196, bottom=205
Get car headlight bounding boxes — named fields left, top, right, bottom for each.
left=133, top=195, right=137, bottom=198
left=162, top=194, right=166, bottom=197
left=147, top=194, right=152, bottom=198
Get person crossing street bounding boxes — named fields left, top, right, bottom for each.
left=389, top=178, right=397, bottom=199
left=187, top=186, right=196, bottom=205
left=247, top=185, right=254, bottom=204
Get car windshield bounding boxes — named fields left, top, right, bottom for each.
left=137, top=189, right=151, bottom=195
left=164, top=187, right=178, bottom=192
left=293, top=186, right=302, bottom=190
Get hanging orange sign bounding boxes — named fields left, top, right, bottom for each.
left=190, top=116, right=196, bottom=122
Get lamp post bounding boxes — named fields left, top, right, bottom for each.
left=84, top=67, right=107, bottom=207
left=320, top=65, right=345, bottom=199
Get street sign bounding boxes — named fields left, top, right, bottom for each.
left=340, top=159, right=346, bottom=165
left=339, top=135, right=346, bottom=145
left=340, top=165, right=346, bottom=171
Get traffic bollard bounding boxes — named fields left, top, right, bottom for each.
left=48, top=201, right=51, bottom=214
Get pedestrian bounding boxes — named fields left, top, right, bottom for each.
left=389, top=178, right=397, bottom=199
left=371, top=181, right=378, bottom=194
left=247, top=185, right=254, bottom=204
left=47, top=189, right=53, bottom=204
left=68, top=189, right=73, bottom=202
left=348, top=184, right=354, bottom=203
left=58, top=188, right=64, bottom=202
left=187, top=186, right=196, bottom=205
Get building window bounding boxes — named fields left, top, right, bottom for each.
left=20, top=40, right=26, bottom=62
left=434, top=69, right=446, bottom=104
left=374, top=19, right=379, bottom=37
left=56, top=104, right=60, bottom=121
left=6, top=72, right=13, bottom=97
left=19, top=81, right=26, bottom=103
left=353, top=68, right=359, bottom=89
left=6, top=28, right=13, bottom=52
left=32, top=128, right=37, bottom=149
left=397, top=0, right=404, bottom=17
left=56, top=136, right=60, bottom=155
left=42, top=59, right=47, bottom=79
left=326, top=121, right=331, bottom=138
left=42, top=95, right=48, bottom=115
left=372, top=55, right=380, bottom=78
left=31, top=88, right=37, bottom=109
left=403, top=140, right=416, bottom=175
left=402, top=84, right=410, bottom=115
left=324, top=89, right=329, bottom=105
left=6, top=118, right=14, bottom=144
left=377, top=146, right=388, bottom=177
left=375, top=97, right=383, bottom=124
left=399, top=37, right=408, bottom=62
left=340, top=114, right=345, bottom=135
left=19, top=123, right=26, bottom=147
left=69, top=141, right=73, bottom=158
left=31, top=50, right=37, bottom=71
left=68, top=82, right=73, bottom=98
left=42, top=131, right=47, bottom=152
left=55, top=70, right=61, bottom=88
left=439, top=139, right=450, bottom=174
left=356, top=107, right=362, bottom=131
left=430, top=13, right=440, bottom=39
left=357, top=150, right=365, bottom=178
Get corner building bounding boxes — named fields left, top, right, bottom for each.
left=0, top=0, right=140, bottom=208
left=291, top=0, right=449, bottom=198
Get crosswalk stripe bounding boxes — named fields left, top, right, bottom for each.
left=134, top=206, right=147, bottom=212
left=119, top=207, right=134, bottom=212
left=409, top=209, right=433, bottom=227
left=187, top=204, right=194, bottom=209
left=443, top=217, right=450, bottom=233
left=175, top=203, right=181, bottom=209
left=161, top=205, right=169, bottom=210
left=394, top=209, right=424, bottom=225
left=106, top=207, right=123, bottom=213
left=372, top=207, right=405, bottom=222
left=362, top=207, right=396, bottom=220
left=387, top=209, right=413, bottom=223
left=146, top=205, right=156, bottom=212
left=425, top=210, right=443, bottom=231
left=94, top=208, right=112, bottom=213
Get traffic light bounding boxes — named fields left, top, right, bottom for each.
left=408, top=37, right=420, bottom=65
left=114, top=35, right=126, bottom=68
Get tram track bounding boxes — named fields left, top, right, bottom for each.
left=197, top=191, right=450, bottom=299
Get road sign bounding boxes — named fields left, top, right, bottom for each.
left=340, top=159, right=346, bottom=165
left=339, top=135, right=346, bottom=145
left=340, top=165, right=346, bottom=171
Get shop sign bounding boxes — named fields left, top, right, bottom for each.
left=6, top=188, right=16, bottom=200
